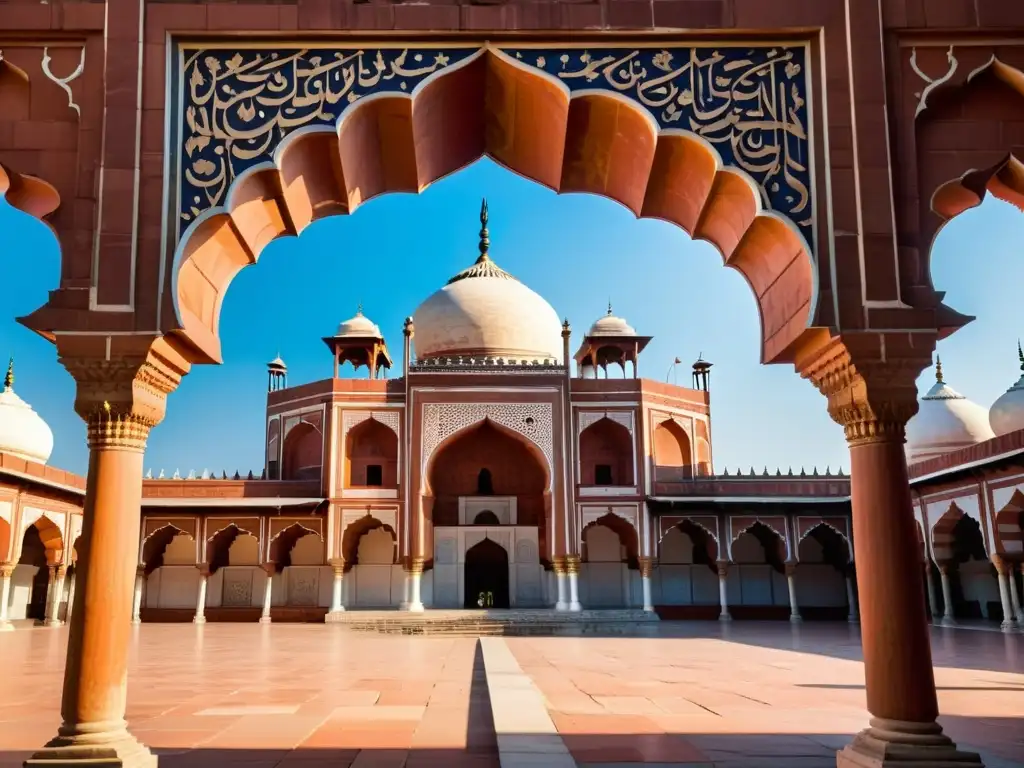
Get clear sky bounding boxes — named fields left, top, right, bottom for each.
left=1, top=158, right=1022, bottom=477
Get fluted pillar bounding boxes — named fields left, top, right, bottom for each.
left=639, top=557, right=655, bottom=612
left=785, top=562, right=801, bottom=622
left=44, top=565, right=67, bottom=627
left=803, top=336, right=981, bottom=767
left=939, top=563, right=955, bottom=625
left=26, top=338, right=184, bottom=768
left=992, top=556, right=1016, bottom=633
left=0, top=563, right=14, bottom=631
left=131, top=568, right=145, bottom=624
left=716, top=560, right=731, bottom=621
left=566, top=555, right=582, bottom=611
left=193, top=568, right=209, bottom=624
left=552, top=557, right=568, bottom=611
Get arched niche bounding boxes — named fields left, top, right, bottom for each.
left=15, top=525, right=49, bottom=621
left=142, top=525, right=195, bottom=573
left=342, top=515, right=397, bottom=567
left=206, top=524, right=257, bottom=574
left=282, top=421, right=323, bottom=481
left=795, top=523, right=851, bottom=611
left=428, top=420, right=547, bottom=528
left=653, top=420, right=692, bottom=480
left=226, top=534, right=260, bottom=566
left=578, top=417, right=634, bottom=486
left=345, top=418, right=398, bottom=488
left=732, top=522, right=785, bottom=571
left=581, top=513, right=638, bottom=563
left=797, top=523, right=851, bottom=569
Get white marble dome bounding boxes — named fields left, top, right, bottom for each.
left=335, top=308, right=382, bottom=339
left=0, top=360, right=54, bottom=465
left=588, top=305, right=637, bottom=337
left=412, top=202, right=562, bottom=363
left=905, top=360, right=995, bottom=464
left=989, top=344, right=1024, bottom=436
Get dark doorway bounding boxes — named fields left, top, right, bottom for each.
left=464, top=538, right=509, bottom=609
left=476, top=468, right=494, bottom=495
left=19, top=526, right=49, bottom=621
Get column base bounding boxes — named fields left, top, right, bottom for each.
left=402, top=602, right=424, bottom=612
left=324, top=610, right=347, bottom=623
left=642, top=606, right=655, bottom=613
left=719, top=612, right=732, bottom=622
left=258, top=616, right=273, bottom=625
left=837, top=719, right=983, bottom=768
left=568, top=602, right=582, bottom=612
left=131, top=618, right=141, bottom=626
left=790, top=614, right=803, bottom=623
left=554, top=601, right=568, bottom=611
left=192, top=616, right=207, bottom=625
left=0, top=621, right=14, bottom=632
left=849, top=614, right=860, bottom=623
left=940, top=616, right=956, bottom=627
left=24, top=732, right=156, bottom=768
left=1000, top=620, right=1017, bottom=633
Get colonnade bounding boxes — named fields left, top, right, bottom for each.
left=18, top=334, right=988, bottom=767
left=926, top=556, right=1024, bottom=632
left=0, top=563, right=76, bottom=630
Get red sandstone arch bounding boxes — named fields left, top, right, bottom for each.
left=281, top=422, right=323, bottom=481
left=660, top=518, right=719, bottom=564
left=169, top=51, right=817, bottom=367
left=578, top=417, right=634, bottom=486
left=140, top=524, right=192, bottom=574
left=0, top=517, right=10, bottom=563
left=205, top=523, right=257, bottom=574
left=268, top=523, right=323, bottom=569
left=27, top=515, right=64, bottom=566
left=914, top=58, right=1024, bottom=333
left=0, top=163, right=60, bottom=225
left=797, top=522, right=851, bottom=570
left=581, top=513, right=639, bottom=563
left=730, top=520, right=786, bottom=569
left=931, top=503, right=988, bottom=564
left=993, top=490, right=1024, bottom=559
left=341, top=514, right=397, bottom=568
left=346, top=418, right=398, bottom=488
left=652, top=419, right=693, bottom=481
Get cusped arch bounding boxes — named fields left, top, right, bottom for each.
left=797, top=522, right=851, bottom=568
left=341, top=514, right=397, bottom=567
left=578, top=417, right=634, bottom=486
left=931, top=502, right=988, bottom=563
left=169, top=49, right=819, bottom=367
left=658, top=518, right=719, bottom=564
left=992, top=489, right=1024, bottom=557
left=581, top=512, right=639, bottom=563
left=141, top=523, right=192, bottom=573
left=346, top=417, right=399, bottom=488
left=730, top=520, right=787, bottom=566
left=0, top=163, right=60, bottom=222
left=268, top=523, right=324, bottom=569
left=27, top=514, right=64, bottom=563
left=205, top=522, right=257, bottom=573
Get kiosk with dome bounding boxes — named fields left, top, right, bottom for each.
left=2, top=202, right=1024, bottom=633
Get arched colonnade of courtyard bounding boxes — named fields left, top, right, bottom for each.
left=3, top=2, right=1024, bottom=766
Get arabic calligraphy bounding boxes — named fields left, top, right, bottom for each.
left=505, top=46, right=812, bottom=238
left=175, top=44, right=813, bottom=246
left=177, top=46, right=474, bottom=231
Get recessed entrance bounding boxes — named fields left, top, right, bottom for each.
left=464, top=538, right=509, bottom=609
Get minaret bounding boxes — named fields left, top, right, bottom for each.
left=403, top=317, right=414, bottom=376
left=267, top=355, right=287, bottom=392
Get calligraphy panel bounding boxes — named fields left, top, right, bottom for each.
left=174, top=42, right=813, bottom=246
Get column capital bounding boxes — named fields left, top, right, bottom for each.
left=565, top=555, right=581, bottom=574
left=196, top=563, right=211, bottom=578
left=715, top=559, right=730, bottom=577
left=638, top=556, right=655, bottom=578
left=328, top=557, right=345, bottom=576
left=407, top=556, right=425, bottom=575
left=551, top=556, right=567, bottom=574
left=260, top=562, right=279, bottom=576
left=991, top=554, right=1009, bottom=575
left=938, top=562, right=951, bottom=575
left=0, top=562, right=16, bottom=578
left=798, top=333, right=934, bottom=446
left=57, top=335, right=190, bottom=451
left=784, top=561, right=798, bottom=577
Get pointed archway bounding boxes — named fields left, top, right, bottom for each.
left=464, top=538, right=509, bottom=609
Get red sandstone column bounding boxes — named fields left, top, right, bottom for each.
left=803, top=338, right=981, bottom=767
left=27, top=339, right=183, bottom=768
left=27, top=415, right=156, bottom=767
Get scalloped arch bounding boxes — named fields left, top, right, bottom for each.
left=169, top=50, right=818, bottom=367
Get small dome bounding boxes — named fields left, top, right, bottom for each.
left=0, top=359, right=55, bottom=465
left=335, top=307, right=382, bottom=339
left=588, top=304, right=637, bottom=337
left=989, top=342, right=1024, bottom=436
left=412, top=200, right=562, bottom=363
left=906, top=358, right=995, bottom=464
left=267, top=356, right=287, bottom=369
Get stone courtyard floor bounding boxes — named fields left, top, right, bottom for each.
left=0, top=621, right=1022, bottom=768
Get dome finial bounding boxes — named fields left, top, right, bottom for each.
left=478, top=198, right=490, bottom=261
left=357, top=301, right=363, bottom=316
left=607, top=299, right=613, bottom=316
left=1018, top=338, right=1023, bottom=372
left=3, top=356, right=12, bottom=391
left=935, top=354, right=943, bottom=383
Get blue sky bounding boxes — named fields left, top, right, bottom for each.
left=1, top=158, right=1022, bottom=477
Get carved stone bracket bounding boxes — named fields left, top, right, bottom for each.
left=798, top=334, right=934, bottom=446
left=57, top=336, right=190, bottom=451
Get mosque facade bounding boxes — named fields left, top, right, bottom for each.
left=2, top=204, right=1023, bottom=631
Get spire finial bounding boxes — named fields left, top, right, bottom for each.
left=3, top=356, right=12, bottom=391
left=1018, top=339, right=1023, bottom=372
left=935, top=355, right=944, bottom=383
left=356, top=301, right=363, bottom=316
left=607, top=299, right=613, bottom=316
left=478, top=198, right=490, bottom=261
